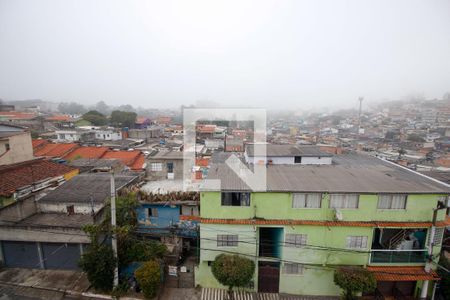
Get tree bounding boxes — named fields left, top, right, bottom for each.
left=110, top=110, right=137, bottom=128
left=58, top=102, right=86, bottom=114
left=333, top=267, right=376, bottom=300
left=79, top=243, right=117, bottom=292
left=135, top=260, right=161, bottom=299
left=82, top=110, right=108, bottom=126
left=211, top=254, right=255, bottom=299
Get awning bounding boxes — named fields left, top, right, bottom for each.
left=367, top=266, right=440, bottom=281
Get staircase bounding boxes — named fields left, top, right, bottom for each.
left=387, top=229, right=414, bottom=249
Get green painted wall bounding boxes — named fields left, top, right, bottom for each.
left=200, top=192, right=447, bottom=223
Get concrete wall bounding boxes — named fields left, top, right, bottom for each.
left=146, top=158, right=183, bottom=180
left=0, top=132, right=34, bottom=165
left=39, top=202, right=104, bottom=214
left=0, top=195, right=37, bottom=223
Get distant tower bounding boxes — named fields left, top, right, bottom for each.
left=358, top=97, right=363, bottom=134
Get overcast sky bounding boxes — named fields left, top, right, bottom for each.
left=1, top=0, right=450, bottom=110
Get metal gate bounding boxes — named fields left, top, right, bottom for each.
left=2, top=241, right=40, bottom=268
left=41, top=242, right=81, bottom=270
left=258, top=262, right=280, bottom=293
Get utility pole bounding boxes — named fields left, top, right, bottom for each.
left=110, top=172, right=119, bottom=288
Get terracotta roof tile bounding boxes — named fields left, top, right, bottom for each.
left=0, top=111, right=37, bottom=120
left=200, top=218, right=442, bottom=228
left=196, top=158, right=209, bottom=167
left=0, top=159, right=77, bottom=197
left=63, top=146, right=109, bottom=160
left=32, top=139, right=49, bottom=150
left=367, top=266, right=440, bottom=281
left=101, top=150, right=145, bottom=170
left=34, top=143, right=79, bottom=158
left=45, top=115, right=73, bottom=122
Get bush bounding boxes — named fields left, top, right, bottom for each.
left=79, top=244, right=117, bottom=292
left=135, top=260, right=161, bottom=299
left=334, top=267, right=376, bottom=300
left=211, top=254, right=255, bottom=298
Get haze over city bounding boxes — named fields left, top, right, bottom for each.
left=1, top=0, right=450, bottom=109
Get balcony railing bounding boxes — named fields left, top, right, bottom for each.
left=369, top=249, right=427, bottom=264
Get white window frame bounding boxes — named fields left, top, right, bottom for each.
left=285, top=234, right=307, bottom=248
left=217, top=234, right=238, bottom=247
left=283, top=263, right=304, bottom=275
left=377, top=194, right=407, bottom=209
left=329, top=194, right=359, bottom=209
left=346, top=236, right=368, bottom=249
left=292, top=193, right=322, bottom=209
left=427, top=227, right=445, bottom=247
left=150, top=162, right=163, bottom=171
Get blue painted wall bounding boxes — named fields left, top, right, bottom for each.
left=136, top=203, right=198, bottom=237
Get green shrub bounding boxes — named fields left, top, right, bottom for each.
left=79, top=244, right=117, bottom=292
left=334, top=267, right=376, bottom=300
left=135, top=260, right=161, bottom=299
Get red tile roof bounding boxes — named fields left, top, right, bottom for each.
left=63, top=146, right=109, bottom=160
left=34, top=143, right=79, bottom=158
left=135, top=116, right=149, bottom=124
left=101, top=150, right=145, bottom=170
left=367, top=266, right=440, bottom=281
left=0, top=159, right=77, bottom=197
left=0, top=111, right=37, bottom=120
left=200, top=218, right=444, bottom=228
left=196, top=158, right=209, bottom=167
left=32, top=139, right=49, bottom=150
left=45, top=115, right=73, bottom=122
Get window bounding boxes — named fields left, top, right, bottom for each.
left=5, top=143, right=10, bottom=151
left=285, top=234, right=307, bottom=248
left=283, top=263, right=304, bottom=275
left=150, top=163, right=163, bottom=171
left=292, top=193, right=322, bottom=208
left=217, top=234, right=238, bottom=247
left=346, top=236, right=368, bottom=249
left=329, top=194, right=359, bottom=209
left=66, top=205, right=74, bottom=215
left=167, top=162, right=174, bottom=173
left=147, top=208, right=158, bottom=217
left=377, top=194, right=407, bottom=209
left=427, top=227, right=445, bottom=246
left=221, top=192, right=250, bottom=206
left=294, top=156, right=302, bottom=164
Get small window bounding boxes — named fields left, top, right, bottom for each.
left=285, top=234, right=307, bottom=248
left=294, top=156, right=302, bottom=164
left=283, top=263, right=304, bottom=275
left=167, top=162, right=174, bottom=173
left=221, top=192, right=250, bottom=206
left=150, top=163, right=163, bottom=171
left=147, top=208, right=158, bottom=217
left=217, top=234, right=238, bottom=247
left=292, top=193, right=322, bottom=208
left=377, top=194, right=407, bottom=209
left=5, top=143, right=10, bottom=151
left=329, top=194, right=359, bottom=209
left=346, top=236, right=368, bottom=249
left=66, top=205, right=75, bottom=215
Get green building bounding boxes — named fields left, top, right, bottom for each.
left=195, top=145, right=449, bottom=299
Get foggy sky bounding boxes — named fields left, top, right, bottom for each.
left=1, top=0, right=450, bottom=110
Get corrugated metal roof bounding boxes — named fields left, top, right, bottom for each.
left=39, top=173, right=138, bottom=203
left=203, top=153, right=450, bottom=194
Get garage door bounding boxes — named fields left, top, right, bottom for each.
left=2, top=241, right=40, bottom=268
left=41, top=243, right=81, bottom=270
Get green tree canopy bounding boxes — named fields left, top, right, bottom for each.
left=79, top=243, right=117, bottom=292
left=211, top=254, right=255, bottom=299
left=135, top=260, right=161, bottom=299
left=334, top=267, right=376, bottom=300
left=82, top=110, right=108, bottom=126
left=110, top=110, right=137, bottom=128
